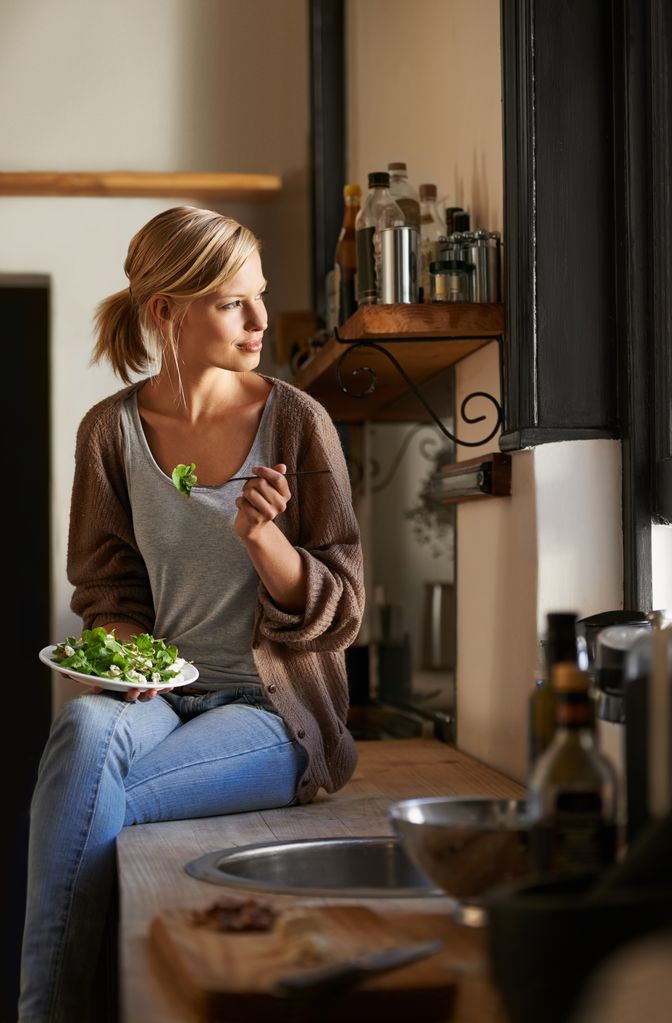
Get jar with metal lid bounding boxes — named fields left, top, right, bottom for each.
left=429, top=260, right=474, bottom=302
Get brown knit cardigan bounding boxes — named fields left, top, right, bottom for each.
left=67, top=376, right=365, bottom=803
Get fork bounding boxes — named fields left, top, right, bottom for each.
left=226, top=468, right=332, bottom=483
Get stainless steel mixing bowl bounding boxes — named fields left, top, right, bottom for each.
left=388, top=796, right=533, bottom=923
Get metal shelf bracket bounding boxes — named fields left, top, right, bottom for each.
left=332, top=327, right=504, bottom=448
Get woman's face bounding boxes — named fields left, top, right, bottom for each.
left=175, top=249, right=268, bottom=373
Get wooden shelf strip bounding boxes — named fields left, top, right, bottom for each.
left=0, top=171, right=282, bottom=200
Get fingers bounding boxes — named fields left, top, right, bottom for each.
left=247, top=464, right=290, bottom=496
left=127, top=688, right=161, bottom=703
left=237, top=464, right=291, bottom=523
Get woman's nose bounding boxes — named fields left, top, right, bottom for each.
left=245, top=304, right=267, bottom=331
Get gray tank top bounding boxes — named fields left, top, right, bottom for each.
left=120, top=387, right=276, bottom=688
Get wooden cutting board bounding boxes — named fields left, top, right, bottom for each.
left=149, top=901, right=457, bottom=1022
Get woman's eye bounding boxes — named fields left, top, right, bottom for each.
left=256, top=290, right=268, bottom=302
left=221, top=300, right=242, bottom=310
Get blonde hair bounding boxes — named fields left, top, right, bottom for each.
left=93, top=206, right=260, bottom=383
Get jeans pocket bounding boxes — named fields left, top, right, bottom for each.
left=235, top=685, right=271, bottom=711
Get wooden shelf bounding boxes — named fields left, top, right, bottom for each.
left=292, top=302, right=504, bottom=422
left=0, top=171, right=282, bottom=199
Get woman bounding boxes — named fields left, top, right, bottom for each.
left=19, top=206, right=364, bottom=1023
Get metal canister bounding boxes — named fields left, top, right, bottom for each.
left=461, top=229, right=502, bottom=302
left=484, top=231, right=502, bottom=302
left=460, top=231, right=486, bottom=301
left=379, top=226, right=419, bottom=303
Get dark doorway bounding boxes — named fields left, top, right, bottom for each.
left=3, top=277, right=52, bottom=1018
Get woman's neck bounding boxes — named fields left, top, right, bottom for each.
left=139, top=368, right=264, bottom=424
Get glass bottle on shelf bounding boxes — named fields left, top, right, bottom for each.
left=334, top=183, right=361, bottom=325
left=419, top=183, right=444, bottom=301
left=528, top=611, right=582, bottom=771
left=528, top=661, right=618, bottom=876
left=387, top=161, right=421, bottom=230
left=355, top=171, right=404, bottom=305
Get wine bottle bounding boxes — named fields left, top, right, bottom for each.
left=528, top=611, right=580, bottom=769
left=528, top=661, right=618, bottom=876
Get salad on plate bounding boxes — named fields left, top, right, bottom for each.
left=45, top=628, right=190, bottom=687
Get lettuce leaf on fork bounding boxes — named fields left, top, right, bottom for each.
left=171, top=462, right=197, bottom=497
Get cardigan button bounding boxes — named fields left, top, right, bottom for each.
left=267, top=684, right=277, bottom=693
left=297, top=729, right=306, bottom=739
left=300, top=776, right=311, bottom=787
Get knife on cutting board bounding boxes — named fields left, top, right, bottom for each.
left=272, top=939, right=445, bottom=997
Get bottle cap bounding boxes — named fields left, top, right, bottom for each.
left=343, top=183, right=361, bottom=197
left=452, top=211, right=471, bottom=231
left=552, top=662, right=589, bottom=692
left=419, top=183, right=437, bottom=199
left=387, top=161, right=407, bottom=172
left=368, top=171, right=390, bottom=188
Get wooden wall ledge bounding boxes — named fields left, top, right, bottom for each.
left=0, top=171, right=282, bottom=199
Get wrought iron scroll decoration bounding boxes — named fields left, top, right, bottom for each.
left=332, top=329, right=503, bottom=448
left=370, top=424, right=444, bottom=494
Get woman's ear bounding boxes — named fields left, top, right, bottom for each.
left=148, top=294, right=174, bottom=328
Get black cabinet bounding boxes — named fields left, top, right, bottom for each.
left=500, top=0, right=672, bottom=608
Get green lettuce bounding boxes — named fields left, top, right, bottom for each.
left=51, top=627, right=186, bottom=685
left=171, top=462, right=197, bottom=496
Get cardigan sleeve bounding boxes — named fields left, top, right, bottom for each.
left=255, top=403, right=364, bottom=652
left=67, top=403, right=155, bottom=633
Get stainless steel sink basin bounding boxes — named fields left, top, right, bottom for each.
left=184, top=836, right=443, bottom=897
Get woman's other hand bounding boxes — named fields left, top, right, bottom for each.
left=119, top=686, right=174, bottom=703
left=61, top=677, right=174, bottom=702
left=233, top=463, right=306, bottom=613
left=233, top=463, right=291, bottom=540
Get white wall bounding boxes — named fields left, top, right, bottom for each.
left=0, top=0, right=310, bottom=711
left=346, top=0, right=503, bottom=229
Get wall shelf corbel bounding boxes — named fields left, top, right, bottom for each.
left=291, top=302, right=505, bottom=447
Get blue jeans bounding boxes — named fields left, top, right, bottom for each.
left=18, top=686, right=307, bottom=1023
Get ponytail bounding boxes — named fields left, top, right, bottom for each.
left=92, top=288, right=152, bottom=384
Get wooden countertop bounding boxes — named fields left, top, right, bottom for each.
left=117, top=738, right=523, bottom=1022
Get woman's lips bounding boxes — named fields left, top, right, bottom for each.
left=236, top=340, right=263, bottom=353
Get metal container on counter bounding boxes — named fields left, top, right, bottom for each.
left=379, top=225, right=419, bottom=303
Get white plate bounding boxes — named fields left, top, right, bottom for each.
left=38, top=645, right=199, bottom=693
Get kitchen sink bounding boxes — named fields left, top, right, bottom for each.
left=184, top=836, right=443, bottom=898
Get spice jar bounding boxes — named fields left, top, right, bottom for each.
left=429, top=260, right=474, bottom=302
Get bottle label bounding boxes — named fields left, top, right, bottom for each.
left=356, top=227, right=376, bottom=303
left=531, top=793, right=616, bottom=875
left=338, top=276, right=356, bottom=324
left=395, top=197, right=420, bottom=231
